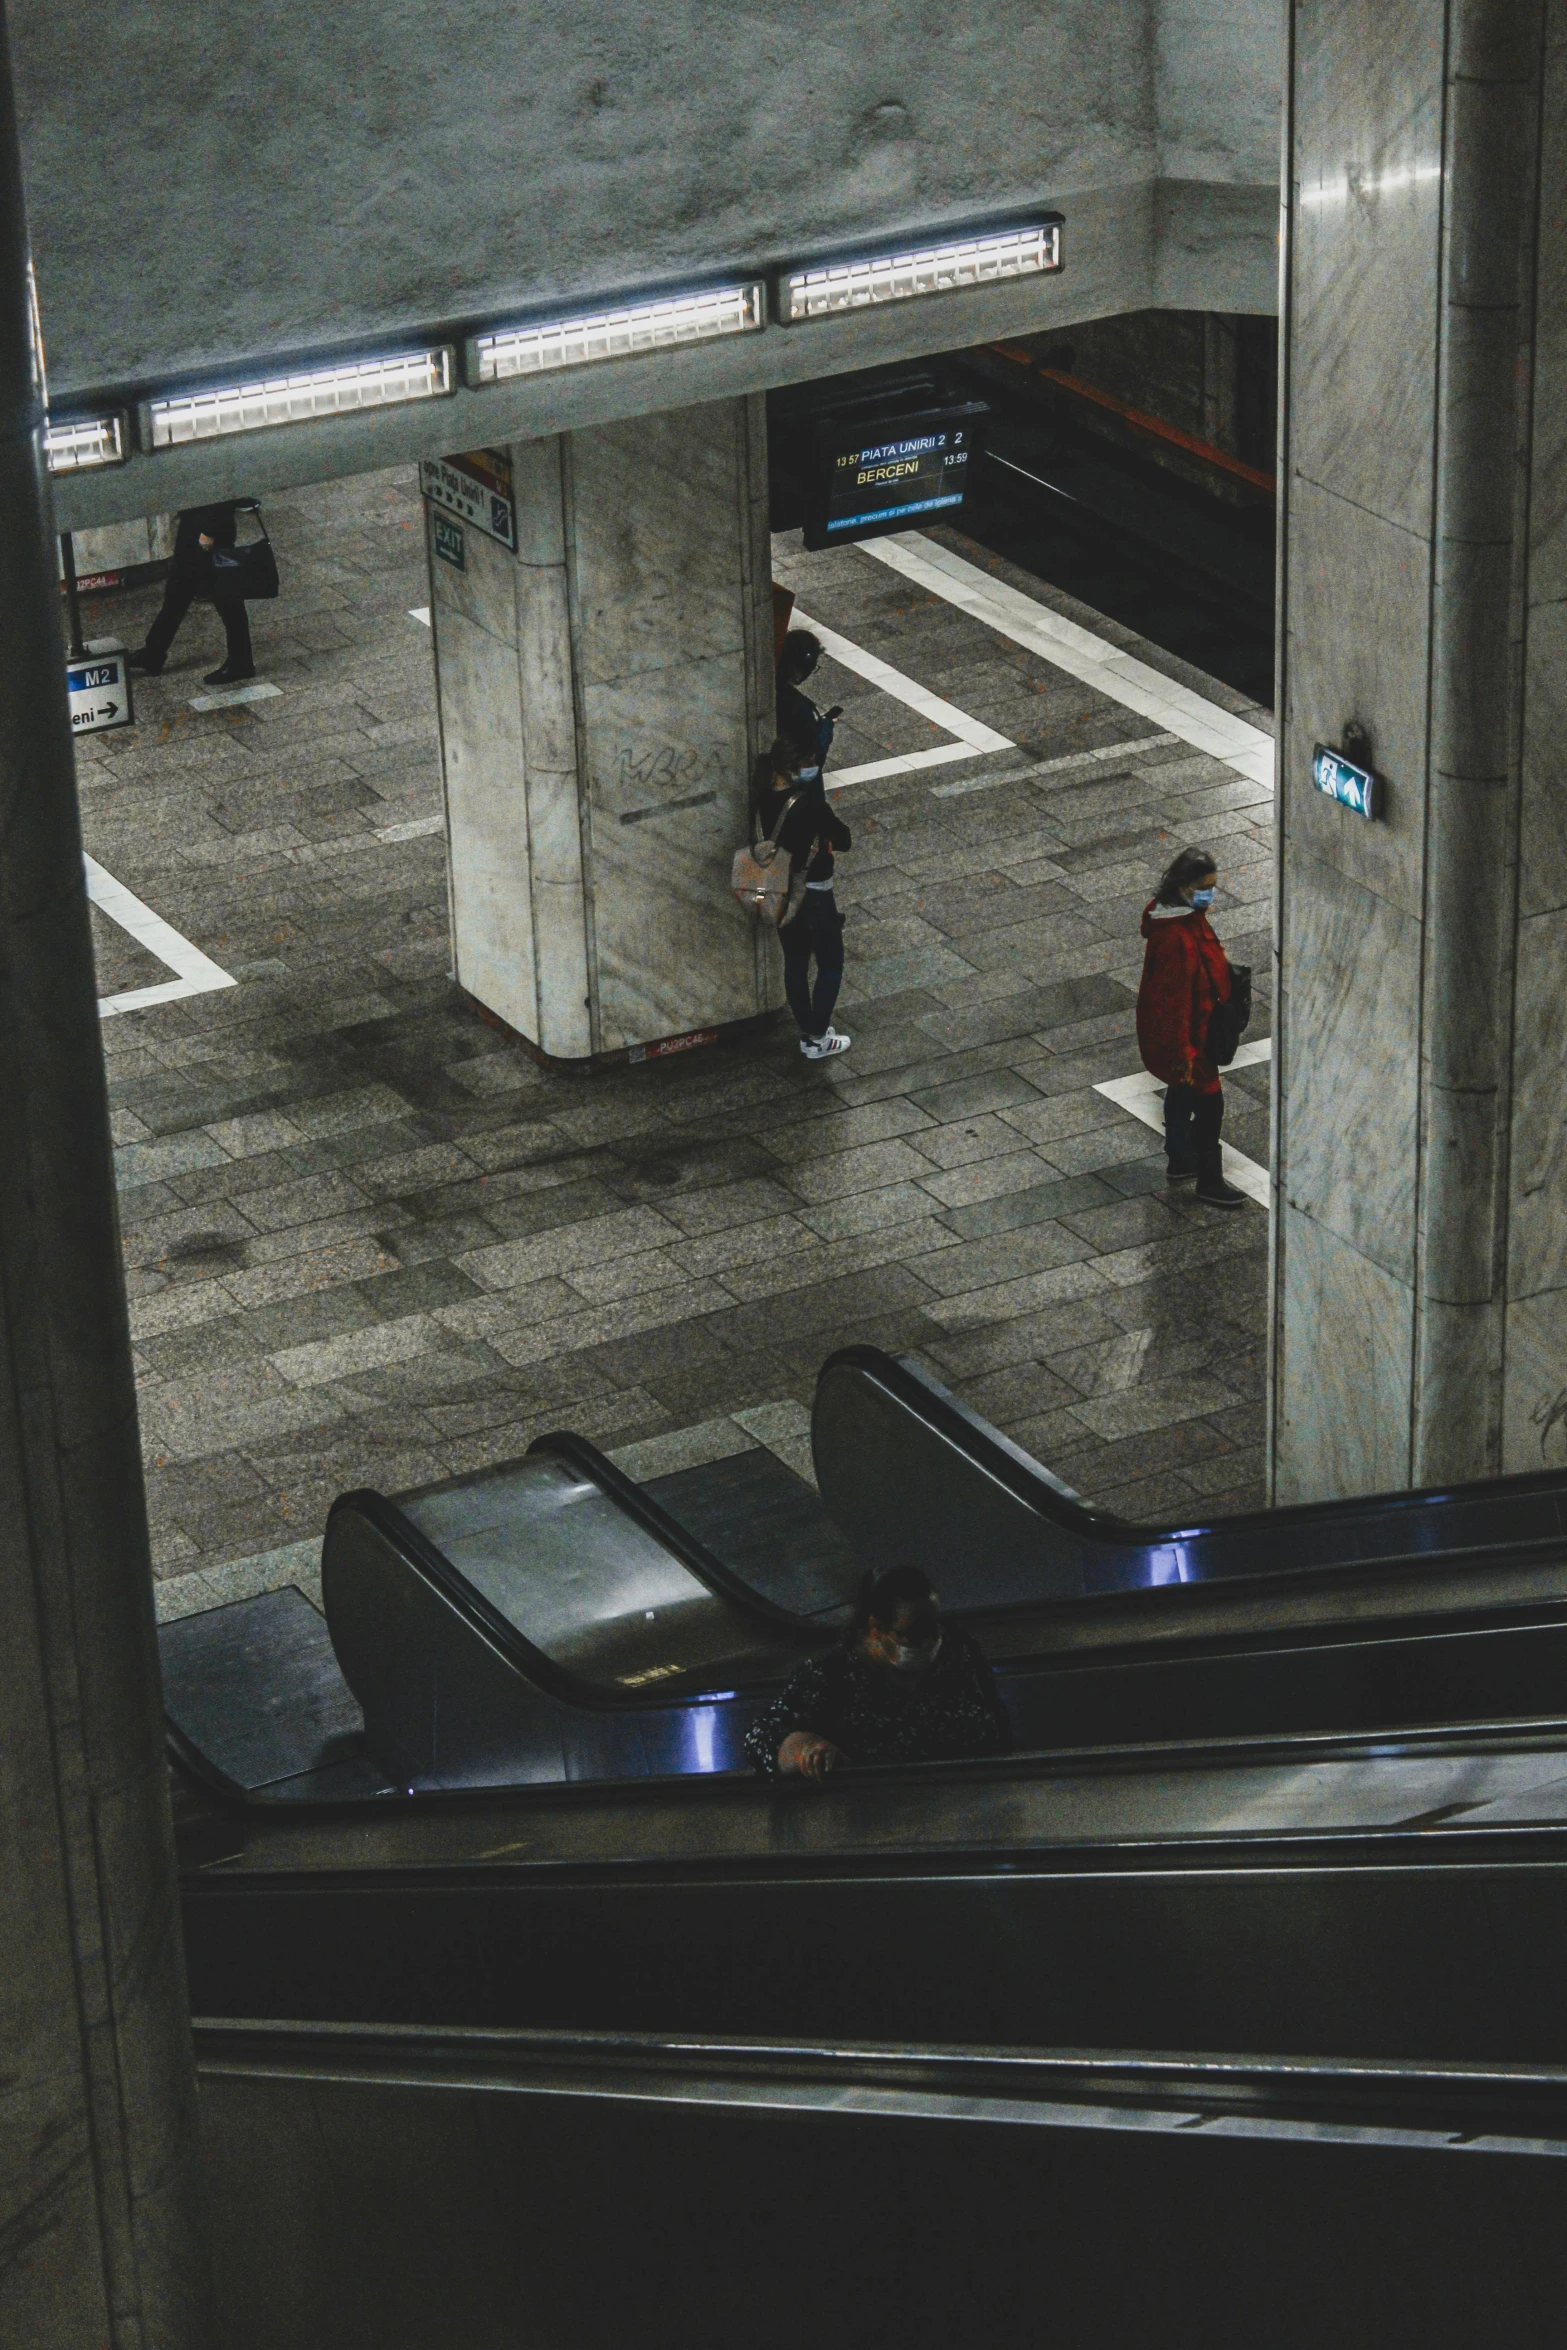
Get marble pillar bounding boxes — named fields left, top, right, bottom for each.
left=1272, top=2, right=1567, bottom=1499
left=427, top=396, right=779, bottom=1064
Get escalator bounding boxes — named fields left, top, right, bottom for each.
left=195, top=2017, right=1567, bottom=2350
left=170, top=1355, right=1567, bottom=2344
left=163, top=1346, right=1567, bottom=1810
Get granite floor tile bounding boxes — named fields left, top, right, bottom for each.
left=81, top=481, right=1272, bottom=1587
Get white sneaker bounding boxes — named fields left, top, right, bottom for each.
left=800, top=1027, right=852, bottom=1060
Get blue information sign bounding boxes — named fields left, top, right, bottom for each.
left=1312, top=742, right=1377, bottom=820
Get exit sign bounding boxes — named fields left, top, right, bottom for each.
left=1312, top=741, right=1378, bottom=819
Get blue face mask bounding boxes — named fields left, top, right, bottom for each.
left=1189, top=886, right=1215, bottom=907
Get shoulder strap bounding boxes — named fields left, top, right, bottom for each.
left=763, top=790, right=801, bottom=852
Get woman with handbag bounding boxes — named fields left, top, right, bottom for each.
left=128, top=500, right=263, bottom=686
left=756, top=733, right=854, bottom=1062
left=1135, top=845, right=1246, bottom=1209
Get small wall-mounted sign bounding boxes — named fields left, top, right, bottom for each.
left=433, top=513, right=466, bottom=571
left=66, top=643, right=134, bottom=737
left=1312, top=740, right=1378, bottom=819
left=420, top=449, right=517, bottom=552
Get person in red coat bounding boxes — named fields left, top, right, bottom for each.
left=1135, top=846, right=1245, bottom=1208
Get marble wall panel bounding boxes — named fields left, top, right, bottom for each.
left=1506, top=905, right=1567, bottom=1301
left=1503, top=1288, right=1567, bottom=1475
left=582, top=654, right=762, bottom=1051
left=432, top=593, right=536, bottom=1044
left=1526, top=16, right=1567, bottom=612
left=428, top=504, right=517, bottom=645
left=1278, top=846, right=1422, bottom=1282
left=1287, top=0, right=1445, bottom=535
left=1281, top=475, right=1431, bottom=918
left=569, top=405, right=752, bottom=686
left=1520, top=597, right=1567, bottom=931
left=1273, top=1204, right=1413, bottom=1503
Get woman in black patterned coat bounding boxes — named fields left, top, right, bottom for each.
left=744, top=1564, right=1011, bottom=1781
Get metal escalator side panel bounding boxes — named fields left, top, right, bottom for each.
left=322, top=1501, right=577, bottom=1788
left=396, top=1446, right=807, bottom=1688
left=811, top=1350, right=1152, bottom=1608
left=814, top=1346, right=1567, bottom=1601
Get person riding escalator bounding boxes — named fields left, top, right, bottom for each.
left=745, top=1566, right=1011, bottom=1781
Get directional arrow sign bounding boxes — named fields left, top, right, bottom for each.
left=66, top=645, right=135, bottom=738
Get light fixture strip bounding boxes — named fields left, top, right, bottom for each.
left=44, top=413, right=127, bottom=471
left=470, top=282, right=766, bottom=384
left=144, top=347, right=455, bottom=448
left=782, top=220, right=1062, bottom=323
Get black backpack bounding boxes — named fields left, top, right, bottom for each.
left=1205, top=962, right=1253, bottom=1067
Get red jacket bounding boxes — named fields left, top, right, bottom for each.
left=1135, top=900, right=1230, bottom=1094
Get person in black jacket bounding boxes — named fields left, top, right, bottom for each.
left=128, top=502, right=256, bottom=685
left=758, top=732, right=853, bottom=1060
left=744, top=1564, right=1011, bottom=1780
left=777, top=629, right=842, bottom=773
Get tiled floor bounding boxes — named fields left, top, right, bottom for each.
left=71, top=466, right=1273, bottom=1623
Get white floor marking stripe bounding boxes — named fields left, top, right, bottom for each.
left=85, top=856, right=238, bottom=1019
left=410, top=607, right=431, bottom=627
left=188, top=680, right=281, bottom=713
left=1095, top=1037, right=1272, bottom=1209
left=376, top=813, right=444, bottom=843
left=930, top=732, right=1184, bottom=799
left=829, top=741, right=985, bottom=787
left=792, top=608, right=1013, bottom=787
left=858, top=534, right=1275, bottom=789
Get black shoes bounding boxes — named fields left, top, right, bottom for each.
left=1195, top=1175, right=1247, bottom=1210
left=203, top=663, right=257, bottom=687
left=126, top=648, right=162, bottom=674
left=1165, top=1158, right=1197, bottom=1186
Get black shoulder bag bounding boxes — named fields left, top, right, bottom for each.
left=1204, top=962, right=1254, bottom=1067
left=209, top=500, right=280, bottom=601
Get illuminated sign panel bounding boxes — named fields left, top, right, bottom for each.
left=804, top=402, right=989, bottom=551
left=782, top=219, right=1062, bottom=323
left=469, top=284, right=765, bottom=383
left=1312, top=742, right=1378, bottom=819
left=143, top=348, right=454, bottom=447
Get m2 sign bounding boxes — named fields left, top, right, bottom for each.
left=66, top=648, right=134, bottom=737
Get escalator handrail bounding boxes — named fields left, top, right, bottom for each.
left=326, top=1444, right=823, bottom=1725
left=817, top=1344, right=1567, bottom=1560
left=526, top=1430, right=827, bottom=1640
left=327, top=1487, right=791, bottom=1719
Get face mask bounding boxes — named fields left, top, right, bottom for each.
left=1189, top=886, right=1215, bottom=907
left=887, top=1632, right=942, bottom=1675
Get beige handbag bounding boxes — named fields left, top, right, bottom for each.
left=731, top=791, right=809, bottom=928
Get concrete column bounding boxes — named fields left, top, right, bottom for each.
left=1271, top=2, right=1565, bottom=1499
left=0, top=7, right=208, bottom=2341
left=428, top=395, right=779, bottom=1064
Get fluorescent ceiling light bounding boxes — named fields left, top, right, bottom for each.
left=469, top=283, right=766, bottom=384
left=44, top=413, right=127, bottom=471
left=781, top=220, right=1063, bottom=323
left=143, top=347, right=455, bottom=448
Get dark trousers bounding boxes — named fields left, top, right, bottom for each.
left=1164, top=1080, right=1224, bottom=1179
left=141, top=574, right=252, bottom=672
left=781, top=889, right=845, bottom=1039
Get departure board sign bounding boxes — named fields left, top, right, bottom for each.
left=804, top=402, right=989, bottom=551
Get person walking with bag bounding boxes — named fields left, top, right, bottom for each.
left=1135, top=845, right=1246, bottom=1209
left=128, top=499, right=268, bottom=686
left=740, top=733, right=853, bottom=1062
